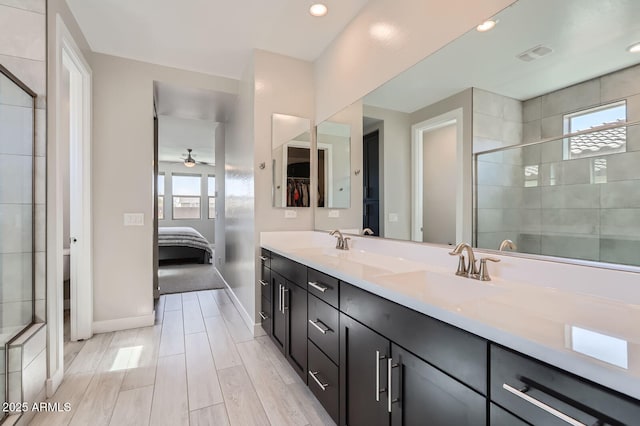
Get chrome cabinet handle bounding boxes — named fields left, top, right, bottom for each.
left=502, top=383, right=586, bottom=426
left=282, top=288, right=288, bottom=311
left=259, top=280, right=268, bottom=286
left=259, top=312, right=268, bottom=320
left=278, top=285, right=283, bottom=313
left=387, top=358, right=399, bottom=413
left=308, top=319, right=330, bottom=334
left=309, top=371, right=328, bottom=391
left=260, top=255, right=268, bottom=261
left=308, top=281, right=328, bottom=293
left=375, top=351, right=386, bottom=402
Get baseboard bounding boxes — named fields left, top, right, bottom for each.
left=92, top=312, right=155, bottom=334
left=46, top=367, right=64, bottom=398
left=213, top=269, right=259, bottom=336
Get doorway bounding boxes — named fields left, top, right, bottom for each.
left=363, top=130, right=380, bottom=235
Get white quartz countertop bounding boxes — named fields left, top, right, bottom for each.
left=261, top=231, right=640, bottom=400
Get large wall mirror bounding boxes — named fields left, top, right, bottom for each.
left=271, top=113, right=312, bottom=208
left=316, top=121, right=351, bottom=209
left=315, top=0, right=640, bottom=269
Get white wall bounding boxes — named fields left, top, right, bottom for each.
left=363, top=105, right=412, bottom=239
left=314, top=0, right=517, bottom=122
left=91, top=53, right=237, bottom=327
left=158, top=161, right=216, bottom=243
left=223, top=50, right=315, bottom=329
left=214, top=123, right=226, bottom=268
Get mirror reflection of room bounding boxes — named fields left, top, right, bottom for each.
left=316, top=121, right=351, bottom=209
left=271, top=113, right=312, bottom=208
left=347, top=0, right=640, bottom=267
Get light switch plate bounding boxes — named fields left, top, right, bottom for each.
left=389, top=213, right=399, bottom=222
left=328, top=210, right=340, bottom=218
left=284, top=210, right=297, bottom=218
left=124, top=213, right=144, bottom=226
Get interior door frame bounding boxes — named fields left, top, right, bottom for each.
left=410, top=108, right=466, bottom=243
left=47, top=14, right=93, bottom=396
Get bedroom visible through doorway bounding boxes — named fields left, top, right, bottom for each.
left=152, top=82, right=236, bottom=295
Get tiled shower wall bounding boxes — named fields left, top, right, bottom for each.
left=0, top=0, right=47, bottom=419
left=476, top=64, right=640, bottom=265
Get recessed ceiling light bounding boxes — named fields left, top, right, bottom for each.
left=309, top=3, right=328, bottom=17
left=628, top=42, right=640, bottom=53
left=476, top=20, right=497, bottom=32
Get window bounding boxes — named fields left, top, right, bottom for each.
left=157, top=174, right=165, bottom=220
left=208, top=175, right=216, bottom=219
left=563, top=101, right=626, bottom=160
left=173, top=174, right=201, bottom=219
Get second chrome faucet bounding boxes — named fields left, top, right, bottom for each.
left=449, top=242, right=500, bottom=281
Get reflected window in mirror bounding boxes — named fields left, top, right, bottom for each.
left=316, top=121, right=351, bottom=209
left=272, top=113, right=312, bottom=208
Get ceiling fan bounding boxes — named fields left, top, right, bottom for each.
left=181, top=148, right=211, bottom=167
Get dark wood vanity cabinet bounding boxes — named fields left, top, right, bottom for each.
left=266, top=251, right=308, bottom=383
left=339, top=283, right=487, bottom=426
left=259, top=249, right=272, bottom=336
left=490, top=345, right=640, bottom=426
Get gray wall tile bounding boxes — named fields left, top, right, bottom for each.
left=600, top=237, right=640, bottom=266
left=517, top=233, right=541, bottom=255
left=522, top=187, right=541, bottom=209
left=606, top=150, right=640, bottom=181
left=541, top=184, right=600, bottom=209
left=473, top=112, right=503, bottom=140
left=0, top=0, right=45, bottom=14
left=503, top=96, right=523, bottom=122
left=0, top=6, right=45, bottom=61
left=0, top=204, right=32, bottom=254
left=541, top=79, right=600, bottom=117
left=601, top=64, right=640, bottom=102
left=540, top=234, right=600, bottom=261
left=523, top=120, right=541, bottom=143
left=473, top=88, right=503, bottom=117
left=0, top=104, right=34, bottom=155
left=541, top=115, right=563, bottom=139
left=600, top=208, right=640, bottom=237
left=600, top=180, right=640, bottom=208
left=541, top=139, right=563, bottom=163
left=0, top=154, right=32, bottom=204
left=523, top=97, right=542, bottom=122
left=541, top=208, right=599, bottom=234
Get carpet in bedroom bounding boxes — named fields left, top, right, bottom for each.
left=158, top=263, right=226, bottom=295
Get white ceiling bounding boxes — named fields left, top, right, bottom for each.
left=66, top=0, right=369, bottom=79
left=158, top=115, right=217, bottom=165
left=364, top=0, right=640, bottom=113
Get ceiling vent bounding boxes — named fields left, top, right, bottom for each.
left=517, top=45, right=553, bottom=62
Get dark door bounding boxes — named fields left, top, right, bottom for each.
left=340, top=313, right=390, bottom=426
left=271, top=272, right=286, bottom=353
left=363, top=130, right=380, bottom=235
left=285, top=281, right=307, bottom=383
left=390, top=343, right=486, bottom=426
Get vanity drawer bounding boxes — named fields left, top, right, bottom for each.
left=260, top=264, right=271, bottom=301
left=307, top=268, right=339, bottom=308
left=490, top=345, right=640, bottom=425
left=260, top=248, right=271, bottom=269
left=259, top=296, right=272, bottom=336
left=308, top=341, right=339, bottom=424
left=271, top=253, right=306, bottom=287
left=307, top=294, right=339, bottom=364
left=490, top=403, right=529, bottom=426
left=341, top=281, right=487, bottom=394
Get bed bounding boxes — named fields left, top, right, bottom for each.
left=158, top=227, right=213, bottom=264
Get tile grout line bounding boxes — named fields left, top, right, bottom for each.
left=180, top=293, right=193, bottom=424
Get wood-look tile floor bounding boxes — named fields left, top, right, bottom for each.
left=31, top=290, right=335, bottom=426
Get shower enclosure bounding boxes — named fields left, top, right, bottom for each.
left=0, top=64, right=36, bottom=419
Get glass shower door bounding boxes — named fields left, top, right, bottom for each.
left=0, top=64, right=36, bottom=418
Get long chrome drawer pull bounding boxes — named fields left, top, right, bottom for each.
left=502, top=384, right=586, bottom=426
left=308, top=319, right=330, bottom=334
left=278, top=285, right=283, bottom=313
left=259, top=280, right=268, bottom=286
left=309, top=371, right=328, bottom=391
left=375, top=351, right=386, bottom=402
left=388, top=358, right=399, bottom=413
left=308, top=281, right=328, bottom=293
left=260, top=256, right=268, bottom=261
left=259, top=312, right=268, bottom=320
left=282, top=288, right=288, bottom=311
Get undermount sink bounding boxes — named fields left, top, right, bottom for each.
left=291, top=247, right=426, bottom=275
left=373, top=270, right=505, bottom=308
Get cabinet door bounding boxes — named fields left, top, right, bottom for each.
left=390, top=344, right=486, bottom=426
left=285, top=280, right=307, bottom=382
left=271, top=272, right=286, bottom=353
left=340, top=313, right=390, bottom=426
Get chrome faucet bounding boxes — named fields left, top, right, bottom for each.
left=449, top=243, right=478, bottom=277
left=330, top=230, right=350, bottom=250
left=499, top=239, right=517, bottom=251
left=448, top=242, right=501, bottom=281
left=362, top=228, right=374, bottom=236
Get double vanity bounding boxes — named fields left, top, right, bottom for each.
left=259, top=231, right=639, bottom=425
